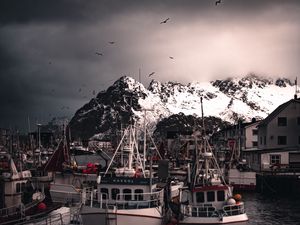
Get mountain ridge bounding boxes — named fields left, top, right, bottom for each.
left=69, top=74, right=297, bottom=140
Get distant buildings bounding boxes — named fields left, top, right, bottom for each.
left=213, top=96, right=300, bottom=172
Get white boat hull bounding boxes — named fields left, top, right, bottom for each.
left=80, top=205, right=163, bottom=225
left=228, top=169, right=256, bottom=191
left=179, top=213, right=248, bottom=224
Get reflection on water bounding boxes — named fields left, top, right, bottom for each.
left=242, top=192, right=300, bottom=225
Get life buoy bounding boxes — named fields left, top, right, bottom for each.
left=134, top=171, right=141, bottom=178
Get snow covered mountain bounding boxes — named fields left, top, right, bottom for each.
left=69, top=74, right=297, bottom=140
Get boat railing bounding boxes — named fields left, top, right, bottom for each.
left=0, top=203, right=25, bottom=218
left=182, top=204, right=217, bottom=217
left=24, top=195, right=45, bottom=210
left=13, top=212, right=64, bottom=225
left=13, top=209, right=81, bottom=225
left=81, top=187, right=109, bottom=209
left=182, top=202, right=245, bottom=218
left=114, top=190, right=164, bottom=210
left=223, top=202, right=245, bottom=216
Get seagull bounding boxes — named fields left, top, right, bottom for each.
left=148, top=72, right=155, bottom=77
left=108, top=41, right=115, bottom=44
left=169, top=56, right=174, bottom=59
left=215, top=0, right=221, bottom=5
left=95, top=52, right=103, bottom=56
left=160, top=18, right=170, bottom=24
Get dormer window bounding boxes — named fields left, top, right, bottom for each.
left=278, top=117, right=287, bottom=126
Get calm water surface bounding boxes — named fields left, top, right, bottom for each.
left=242, top=192, right=300, bottom=225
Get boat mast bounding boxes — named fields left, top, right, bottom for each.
left=143, top=109, right=146, bottom=170
left=201, top=97, right=209, bottom=182
left=128, top=122, right=133, bottom=170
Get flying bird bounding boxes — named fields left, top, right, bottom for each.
left=95, top=52, right=103, bottom=56
left=169, top=56, right=174, bottom=59
left=108, top=41, right=115, bottom=44
left=215, top=0, right=221, bottom=5
left=148, top=72, right=155, bottom=77
left=160, top=18, right=170, bottom=24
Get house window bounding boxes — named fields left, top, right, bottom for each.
left=134, top=189, right=143, bottom=201
left=217, top=191, right=225, bottom=201
left=270, top=155, right=281, bottom=165
left=252, top=141, right=258, bottom=147
left=260, top=137, right=262, bottom=145
left=100, top=188, right=109, bottom=199
left=298, top=117, right=300, bottom=125
left=278, top=136, right=287, bottom=145
left=298, top=136, right=300, bottom=145
left=196, top=192, right=205, bottom=203
left=252, top=129, right=258, bottom=135
left=278, top=117, right=287, bottom=126
left=207, top=191, right=215, bottom=202
left=112, top=188, right=120, bottom=200
left=123, top=189, right=132, bottom=201
left=264, top=136, right=266, bottom=145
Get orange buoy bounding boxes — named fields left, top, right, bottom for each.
left=233, top=194, right=242, bottom=202
left=37, top=202, right=47, bottom=210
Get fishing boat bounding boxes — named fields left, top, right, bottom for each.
left=79, top=122, right=183, bottom=225
left=173, top=97, right=248, bottom=224
left=227, top=159, right=256, bottom=191
left=0, top=151, right=58, bottom=225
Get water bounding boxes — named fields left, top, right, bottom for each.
left=242, top=192, right=300, bottom=225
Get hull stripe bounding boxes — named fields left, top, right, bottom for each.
left=179, top=219, right=249, bottom=225
left=82, top=212, right=162, bottom=220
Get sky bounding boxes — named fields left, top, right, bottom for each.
left=0, top=0, right=300, bottom=131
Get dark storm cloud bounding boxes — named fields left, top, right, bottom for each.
left=0, top=0, right=300, bottom=131
left=1, top=0, right=300, bottom=25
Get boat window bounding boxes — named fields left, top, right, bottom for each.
left=16, top=183, right=21, bottom=193
left=112, top=188, right=120, bottom=200
left=100, top=188, right=109, bottom=199
left=123, top=189, right=132, bottom=201
left=207, top=191, right=215, bottom=202
left=196, top=192, right=205, bottom=203
left=134, top=189, right=143, bottom=201
left=21, top=182, right=26, bottom=192
left=217, top=190, right=225, bottom=201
